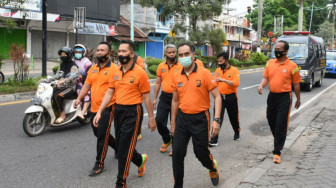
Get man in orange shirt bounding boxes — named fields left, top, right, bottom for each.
left=134, top=54, right=145, bottom=69
left=191, top=46, right=205, bottom=68
left=171, top=43, right=222, bottom=187
left=210, top=52, right=241, bottom=147
left=258, top=40, right=301, bottom=164
left=153, top=44, right=182, bottom=155
left=93, top=40, right=156, bottom=188
left=74, top=42, right=118, bottom=176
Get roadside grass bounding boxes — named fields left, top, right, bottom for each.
left=0, top=77, right=40, bottom=95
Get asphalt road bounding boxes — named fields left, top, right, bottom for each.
left=0, top=71, right=335, bottom=188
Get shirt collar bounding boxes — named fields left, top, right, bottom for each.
left=98, top=61, right=111, bottom=70
left=181, top=63, right=198, bottom=75
left=119, top=61, right=136, bottom=71
left=276, top=57, right=289, bottom=64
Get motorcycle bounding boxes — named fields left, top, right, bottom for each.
left=23, top=74, right=90, bottom=137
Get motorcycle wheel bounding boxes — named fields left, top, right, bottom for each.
left=76, top=116, right=90, bottom=125
left=23, top=112, right=47, bottom=137
left=0, top=71, right=4, bottom=84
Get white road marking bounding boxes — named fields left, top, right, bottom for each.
left=241, top=84, right=260, bottom=90
left=290, top=82, right=336, bottom=117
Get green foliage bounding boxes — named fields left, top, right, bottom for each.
left=0, top=76, right=39, bottom=95
left=146, top=57, right=164, bottom=67
left=250, top=52, right=269, bottom=65
left=148, top=65, right=159, bottom=75
left=247, top=0, right=328, bottom=34
left=198, top=56, right=217, bottom=68
left=208, top=29, right=226, bottom=56
left=316, top=21, right=334, bottom=41
left=52, top=66, right=59, bottom=75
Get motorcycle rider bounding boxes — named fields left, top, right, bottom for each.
left=73, top=44, right=93, bottom=119
left=53, top=46, right=78, bottom=124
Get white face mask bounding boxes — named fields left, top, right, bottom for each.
left=179, top=56, right=193, bottom=68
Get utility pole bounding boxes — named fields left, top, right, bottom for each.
left=257, top=0, right=263, bottom=46
left=130, top=0, right=134, bottom=41
left=42, top=0, right=47, bottom=76
left=333, top=1, right=335, bottom=50
left=298, top=0, right=303, bottom=31
left=309, top=2, right=314, bottom=32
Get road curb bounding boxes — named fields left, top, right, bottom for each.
left=238, top=105, right=326, bottom=187
left=0, top=91, right=35, bottom=103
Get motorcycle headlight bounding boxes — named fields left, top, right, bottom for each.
left=299, top=70, right=309, bottom=77
left=333, top=64, right=336, bottom=67
left=37, top=85, right=45, bottom=96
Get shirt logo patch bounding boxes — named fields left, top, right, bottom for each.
left=104, top=70, right=108, bottom=75
left=175, top=68, right=180, bottom=72
left=216, top=73, right=220, bottom=76
left=196, top=80, right=201, bottom=87
left=161, top=69, right=166, bottom=73
left=130, top=76, right=135, bottom=83
left=114, top=75, right=119, bottom=80
left=283, top=69, right=287, bottom=73
left=228, top=73, right=231, bottom=78
left=92, top=70, right=98, bottom=73
left=177, top=82, right=183, bottom=88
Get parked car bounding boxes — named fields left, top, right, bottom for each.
left=326, top=51, right=336, bottom=76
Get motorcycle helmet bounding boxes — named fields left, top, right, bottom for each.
left=73, top=44, right=86, bottom=60
left=58, top=46, right=73, bottom=58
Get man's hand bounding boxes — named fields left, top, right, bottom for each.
left=73, top=99, right=81, bottom=109
left=78, top=74, right=83, bottom=79
left=215, top=77, right=225, bottom=82
left=257, top=85, right=263, bottom=95
left=170, top=122, right=176, bottom=137
left=148, top=117, right=157, bottom=131
left=93, top=113, right=101, bottom=127
left=295, top=100, right=301, bottom=109
left=57, top=80, right=64, bottom=86
left=152, top=99, right=157, bottom=110
left=210, top=121, right=220, bottom=138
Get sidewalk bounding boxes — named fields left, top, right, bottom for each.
left=238, top=85, right=336, bottom=188
left=1, top=59, right=59, bottom=76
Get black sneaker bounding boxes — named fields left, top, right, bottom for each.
left=209, top=137, right=218, bottom=147
left=233, top=133, right=240, bottom=141
left=89, top=163, right=104, bottom=176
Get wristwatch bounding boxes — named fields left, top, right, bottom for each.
left=214, top=118, right=222, bottom=123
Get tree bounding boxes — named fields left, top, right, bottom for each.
left=0, top=0, right=26, bottom=31
left=208, top=28, right=226, bottom=56
left=140, top=0, right=231, bottom=48
left=315, top=21, right=334, bottom=42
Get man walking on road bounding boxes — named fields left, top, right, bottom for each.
left=210, top=52, right=241, bottom=147
left=153, top=44, right=182, bottom=155
left=74, top=42, right=118, bottom=176
left=171, top=43, right=222, bottom=187
left=93, top=40, right=156, bottom=188
left=258, top=40, right=301, bottom=164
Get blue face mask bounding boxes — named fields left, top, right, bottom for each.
left=179, top=56, right=193, bottom=68
left=75, top=53, right=82, bottom=60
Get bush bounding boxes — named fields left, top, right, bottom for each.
left=197, top=56, right=217, bottom=68
left=251, top=52, right=269, bottom=65
left=148, top=65, right=159, bottom=75
left=52, top=65, right=59, bottom=75
left=146, top=57, right=164, bottom=68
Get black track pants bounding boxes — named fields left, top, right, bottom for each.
left=114, top=104, right=143, bottom=187
left=266, top=92, right=292, bottom=156
left=90, top=105, right=117, bottom=167
left=155, top=91, right=173, bottom=144
left=172, top=109, right=217, bottom=188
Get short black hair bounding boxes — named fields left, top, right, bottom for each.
left=120, top=40, right=135, bottom=51
left=98, top=41, right=111, bottom=52
left=278, top=40, right=289, bottom=51
left=217, top=52, right=229, bottom=60
left=177, top=43, right=193, bottom=52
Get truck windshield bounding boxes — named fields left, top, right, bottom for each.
left=287, top=43, right=308, bottom=59
left=326, top=52, right=336, bottom=60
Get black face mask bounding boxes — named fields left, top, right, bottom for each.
left=118, top=55, right=131, bottom=65
left=97, top=53, right=109, bottom=63
left=219, top=63, right=226, bottom=69
left=60, top=56, right=70, bottom=62
left=167, top=56, right=176, bottom=62
left=275, top=50, right=285, bottom=59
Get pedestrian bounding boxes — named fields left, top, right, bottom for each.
left=258, top=40, right=301, bottom=164
left=210, top=51, right=241, bottom=147
left=73, top=44, right=93, bottom=119
left=171, top=43, right=222, bottom=187
left=93, top=40, right=157, bottom=188
left=74, top=42, right=118, bottom=176
left=153, top=44, right=182, bottom=156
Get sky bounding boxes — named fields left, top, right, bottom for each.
left=227, top=0, right=255, bottom=17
